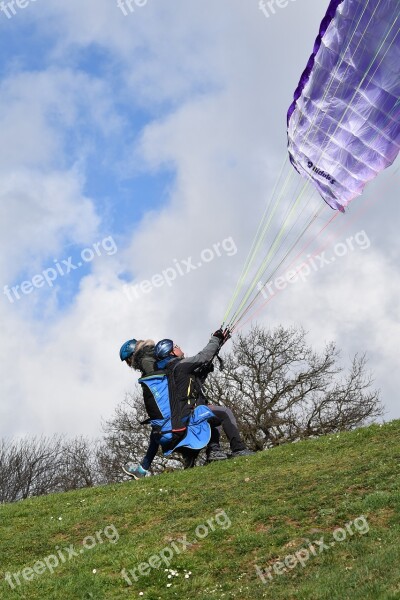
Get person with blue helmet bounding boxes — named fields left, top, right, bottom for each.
left=120, top=338, right=156, bottom=374
left=154, top=329, right=253, bottom=462
left=119, top=339, right=137, bottom=362
left=119, top=338, right=160, bottom=479
left=120, top=336, right=212, bottom=476
left=119, top=330, right=253, bottom=478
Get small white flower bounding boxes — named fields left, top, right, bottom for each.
left=185, top=574, right=190, bottom=579
left=58, top=517, right=62, bottom=521
left=168, top=575, right=172, bottom=579
left=92, top=569, right=97, bottom=574
left=167, top=583, right=172, bottom=588
left=139, top=593, right=144, bottom=597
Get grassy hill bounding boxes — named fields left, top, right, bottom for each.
left=1, top=421, right=399, bottom=600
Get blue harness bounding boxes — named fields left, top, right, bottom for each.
left=138, top=373, right=214, bottom=455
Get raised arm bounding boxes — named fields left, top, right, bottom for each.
left=179, top=336, right=221, bottom=371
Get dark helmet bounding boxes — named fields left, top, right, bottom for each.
left=154, top=339, right=174, bottom=360
left=119, top=339, right=137, bottom=362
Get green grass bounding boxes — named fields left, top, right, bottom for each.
left=1, top=421, right=400, bottom=600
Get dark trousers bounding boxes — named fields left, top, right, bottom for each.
left=141, top=405, right=245, bottom=468
left=141, top=431, right=160, bottom=470
left=208, top=405, right=246, bottom=453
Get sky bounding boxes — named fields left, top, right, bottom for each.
left=0, top=0, right=399, bottom=439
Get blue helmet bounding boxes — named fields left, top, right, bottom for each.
left=154, top=339, right=174, bottom=360
left=119, top=339, right=137, bottom=362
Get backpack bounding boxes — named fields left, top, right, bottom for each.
left=138, top=367, right=214, bottom=455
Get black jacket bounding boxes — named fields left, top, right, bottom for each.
left=165, top=336, right=221, bottom=428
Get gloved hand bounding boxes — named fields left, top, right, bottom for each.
left=196, top=362, right=215, bottom=379
left=212, top=327, right=231, bottom=346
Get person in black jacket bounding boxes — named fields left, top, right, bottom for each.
left=120, top=331, right=253, bottom=479
left=155, top=329, right=253, bottom=461
left=119, top=338, right=210, bottom=476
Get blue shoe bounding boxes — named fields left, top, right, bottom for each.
left=122, top=463, right=150, bottom=479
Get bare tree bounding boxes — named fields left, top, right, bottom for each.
left=0, top=436, right=105, bottom=502
left=55, top=437, right=99, bottom=491
left=0, top=325, right=382, bottom=503
left=0, top=436, right=64, bottom=502
left=0, top=439, right=21, bottom=503
left=204, top=325, right=383, bottom=450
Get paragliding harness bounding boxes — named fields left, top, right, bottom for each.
left=138, top=352, right=224, bottom=455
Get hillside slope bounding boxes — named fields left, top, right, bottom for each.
left=1, top=421, right=399, bottom=600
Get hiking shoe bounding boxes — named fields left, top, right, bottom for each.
left=181, top=449, right=199, bottom=469
left=122, top=463, right=150, bottom=479
left=207, top=449, right=229, bottom=462
left=231, top=449, right=255, bottom=458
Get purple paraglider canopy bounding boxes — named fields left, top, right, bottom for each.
left=287, top=0, right=400, bottom=212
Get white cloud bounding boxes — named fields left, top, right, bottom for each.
left=1, top=0, right=399, bottom=439
left=0, top=66, right=127, bottom=283
left=0, top=69, right=122, bottom=170
left=0, top=169, right=99, bottom=282
left=259, top=243, right=400, bottom=419
left=0, top=258, right=173, bottom=437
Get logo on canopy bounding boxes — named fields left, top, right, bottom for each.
left=306, top=161, right=336, bottom=185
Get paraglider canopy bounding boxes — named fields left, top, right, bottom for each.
left=287, top=0, right=400, bottom=212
